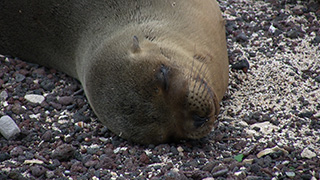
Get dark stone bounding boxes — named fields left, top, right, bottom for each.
left=252, top=112, right=262, bottom=121
left=201, top=161, right=219, bottom=172
left=73, top=112, right=90, bottom=123
left=231, top=59, right=250, bottom=73
left=170, top=146, right=179, bottom=156
left=286, top=29, right=299, bottom=39
left=249, top=52, right=256, bottom=57
left=41, top=130, right=52, bottom=142
left=312, top=36, right=320, bottom=44
left=0, top=153, right=11, bottom=162
left=51, top=144, right=75, bottom=161
left=211, top=166, right=229, bottom=178
left=10, top=146, right=24, bottom=157
left=236, top=32, right=249, bottom=42
left=99, top=156, right=116, bottom=169
left=139, top=153, right=150, bottom=164
left=250, top=164, right=261, bottom=173
left=40, top=79, right=55, bottom=91
left=164, top=169, right=188, bottom=180
left=301, top=173, right=312, bottom=180
left=8, top=171, right=27, bottom=180
left=58, top=96, right=74, bottom=105
left=11, top=103, right=25, bottom=115
left=30, top=165, right=47, bottom=177
left=111, top=136, right=122, bottom=147
left=253, top=126, right=261, bottom=132
left=314, top=75, right=320, bottom=83
left=49, top=102, right=62, bottom=110
left=298, top=111, right=313, bottom=118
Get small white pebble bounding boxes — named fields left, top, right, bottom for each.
left=0, top=115, right=21, bottom=139
left=301, top=147, right=316, bottom=159
left=29, top=113, right=40, bottom=119
left=24, top=94, right=45, bottom=104
left=24, top=159, right=44, bottom=165
left=2, top=101, right=8, bottom=107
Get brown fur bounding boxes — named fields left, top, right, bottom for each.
left=0, top=0, right=229, bottom=144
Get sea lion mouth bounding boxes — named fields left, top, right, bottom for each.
left=192, top=114, right=210, bottom=128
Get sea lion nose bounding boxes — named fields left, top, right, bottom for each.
left=192, top=114, right=209, bottom=128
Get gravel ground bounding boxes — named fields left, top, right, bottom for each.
left=0, top=0, right=319, bottom=179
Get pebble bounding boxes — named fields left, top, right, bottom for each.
left=139, top=153, right=150, bottom=164
left=11, top=103, right=25, bottom=114
left=24, top=159, right=44, bottom=165
left=236, top=32, right=249, bottom=42
left=231, top=59, right=250, bottom=73
left=246, top=175, right=263, bottom=180
left=0, top=115, right=21, bottom=139
left=0, top=153, right=11, bottom=162
left=99, top=156, right=116, bottom=169
left=249, top=164, right=261, bottom=174
left=285, top=171, right=296, bottom=178
left=57, top=96, right=74, bottom=105
left=41, top=130, right=52, bottom=142
left=46, top=171, right=55, bottom=179
left=170, top=146, right=179, bottom=155
left=249, top=122, right=278, bottom=135
left=315, top=75, right=320, bottom=83
left=257, top=146, right=288, bottom=158
left=24, top=94, right=45, bottom=104
left=71, top=161, right=87, bottom=173
left=286, top=29, right=299, bottom=39
left=164, top=168, right=188, bottom=180
left=211, top=167, right=229, bottom=177
left=0, top=90, right=8, bottom=101
left=40, top=79, right=55, bottom=91
left=15, top=73, right=26, bottom=82
left=301, top=147, right=316, bottom=159
left=8, top=171, right=26, bottom=180
left=201, top=161, right=219, bottom=172
left=51, top=144, right=76, bottom=161
left=30, top=165, right=47, bottom=177
left=10, top=146, right=24, bottom=157
left=312, top=36, right=320, bottom=44
left=298, top=111, right=313, bottom=118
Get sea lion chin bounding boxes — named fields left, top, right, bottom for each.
left=0, top=0, right=229, bottom=144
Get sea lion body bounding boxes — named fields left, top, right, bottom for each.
left=0, top=0, right=229, bottom=144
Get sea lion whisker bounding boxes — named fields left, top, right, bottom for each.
left=189, top=49, right=197, bottom=84
left=200, top=79, right=209, bottom=97
left=196, top=62, right=207, bottom=92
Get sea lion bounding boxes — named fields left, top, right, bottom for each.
left=0, top=0, right=229, bottom=144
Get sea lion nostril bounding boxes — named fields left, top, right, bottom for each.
left=192, top=114, right=209, bottom=128
left=158, top=64, right=170, bottom=91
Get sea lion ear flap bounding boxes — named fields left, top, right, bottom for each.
left=131, top=36, right=141, bottom=53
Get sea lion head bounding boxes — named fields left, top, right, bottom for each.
left=82, top=36, right=220, bottom=144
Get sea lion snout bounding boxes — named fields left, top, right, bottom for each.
left=180, top=64, right=220, bottom=139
